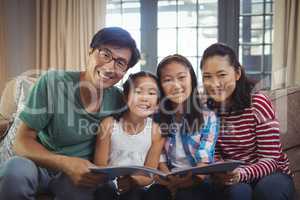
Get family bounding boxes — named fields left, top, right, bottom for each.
left=0, top=27, right=295, bottom=200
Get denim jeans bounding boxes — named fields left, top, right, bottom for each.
left=95, top=181, right=146, bottom=200
left=144, top=179, right=214, bottom=200
left=0, top=156, right=97, bottom=200
left=213, top=172, right=295, bottom=200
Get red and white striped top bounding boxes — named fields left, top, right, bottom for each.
left=215, top=93, right=291, bottom=182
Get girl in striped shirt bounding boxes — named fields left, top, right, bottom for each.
left=200, top=43, right=295, bottom=200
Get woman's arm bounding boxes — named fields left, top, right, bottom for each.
left=94, top=117, right=114, bottom=166
left=238, top=94, right=283, bottom=182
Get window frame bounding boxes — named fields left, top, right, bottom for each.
left=106, top=0, right=273, bottom=88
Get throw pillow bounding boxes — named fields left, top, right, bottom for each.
left=0, top=76, right=36, bottom=165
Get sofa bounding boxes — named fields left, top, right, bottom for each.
left=0, top=75, right=299, bottom=199
left=264, top=86, right=300, bottom=198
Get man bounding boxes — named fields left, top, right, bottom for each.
left=0, top=27, right=140, bottom=200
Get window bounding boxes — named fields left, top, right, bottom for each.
left=106, top=0, right=141, bottom=85
left=106, top=0, right=273, bottom=88
left=157, top=0, right=218, bottom=79
left=239, top=0, right=273, bottom=89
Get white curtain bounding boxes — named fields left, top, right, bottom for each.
left=35, top=0, right=106, bottom=71
left=0, top=0, right=8, bottom=95
left=272, top=0, right=300, bottom=89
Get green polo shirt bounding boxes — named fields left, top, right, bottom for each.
left=19, top=71, right=124, bottom=160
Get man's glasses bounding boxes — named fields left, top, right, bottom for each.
left=95, top=48, right=128, bottom=73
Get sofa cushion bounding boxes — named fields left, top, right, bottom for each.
left=265, top=85, right=300, bottom=196
left=267, top=86, right=300, bottom=149
left=287, top=146, right=300, bottom=196
left=0, top=79, right=17, bottom=121
left=0, top=76, right=36, bottom=165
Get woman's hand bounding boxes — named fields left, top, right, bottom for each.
left=212, top=169, right=240, bottom=186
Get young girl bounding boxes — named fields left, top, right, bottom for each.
left=145, top=54, right=219, bottom=200
left=94, top=71, right=165, bottom=200
left=200, top=43, right=295, bottom=200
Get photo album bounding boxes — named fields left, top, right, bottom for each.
left=89, top=160, right=244, bottom=180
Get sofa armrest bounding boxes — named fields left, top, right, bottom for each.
left=0, top=79, right=17, bottom=120
left=0, top=119, right=10, bottom=141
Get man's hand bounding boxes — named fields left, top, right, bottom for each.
left=60, top=157, right=107, bottom=187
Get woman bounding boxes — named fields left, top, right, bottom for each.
left=200, top=43, right=295, bottom=200
left=145, top=54, right=218, bottom=200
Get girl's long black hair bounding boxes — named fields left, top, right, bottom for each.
left=113, top=71, right=159, bottom=121
left=156, top=54, right=204, bottom=133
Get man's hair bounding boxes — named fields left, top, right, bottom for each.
left=90, top=27, right=140, bottom=68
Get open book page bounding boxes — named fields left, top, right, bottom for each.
left=89, top=160, right=244, bottom=180
left=167, top=160, right=244, bottom=177
left=89, top=166, right=165, bottom=180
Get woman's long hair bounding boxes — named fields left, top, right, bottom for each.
left=200, top=43, right=256, bottom=114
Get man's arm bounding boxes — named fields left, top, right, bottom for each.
left=14, top=122, right=68, bottom=170
left=14, top=121, right=105, bottom=187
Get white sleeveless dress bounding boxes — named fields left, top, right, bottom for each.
left=108, top=117, right=152, bottom=167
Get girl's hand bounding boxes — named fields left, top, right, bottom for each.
left=116, top=175, right=137, bottom=193
left=154, top=175, right=178, bottom=195
left=154, top=175, right=172, bottom=186
left=176, top=174, right=205, bottom=189
left=168, top=172, right=195, bottom=189
left=131, top=175, right=153, bottom=187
